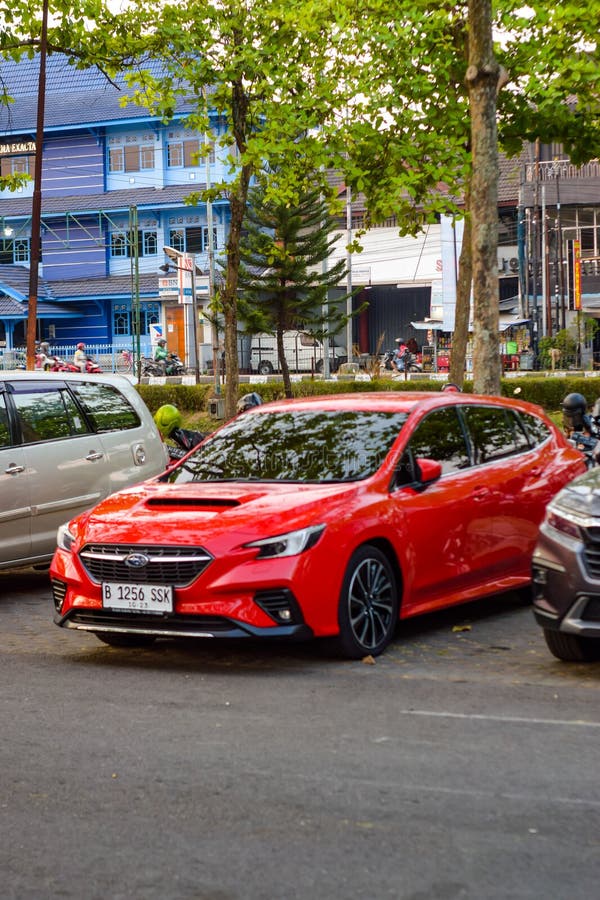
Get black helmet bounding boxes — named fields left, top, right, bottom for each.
left=562, top=392, right=587, bottom=430
left=237, top=392, right=263, bottom=413
left=157, top=339, right=167, bottom=347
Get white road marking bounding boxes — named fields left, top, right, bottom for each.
left=400, top=709, right=600, bottom=727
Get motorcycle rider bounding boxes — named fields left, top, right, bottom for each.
left=73, top=342, right=87, bottom=373
left=561, top=392, right=596, bottom=438
left=391, top=338, right=409, bottom=373
left=154, top=338, right=169, bottom=372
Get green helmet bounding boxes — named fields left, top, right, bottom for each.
left=154, top=404, right=182, bottom=437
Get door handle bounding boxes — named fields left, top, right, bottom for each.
left=85, top=451, right=104, bottom=461
left=5, top=463, right=25, bottom=474
left=472, top=486, right=489, bottom=501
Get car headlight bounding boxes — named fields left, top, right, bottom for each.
left=546, top=510, right=582, bottom=541
left=57, top=523, right=77, bottom=553
left=245, top=525, right=325, bottom=559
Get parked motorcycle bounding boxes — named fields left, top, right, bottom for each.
left=35, top=353, right=71, bottom=372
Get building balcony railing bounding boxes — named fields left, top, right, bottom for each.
left=525, top=159, right=600, bottom=183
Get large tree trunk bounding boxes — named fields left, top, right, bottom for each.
left=222, top=180, right=247, bottom=419
left=449, top=194, right=472, bottom=387
left=221, top=74, right=252, bottom=419
left=466, top=0, right=501, bottom=396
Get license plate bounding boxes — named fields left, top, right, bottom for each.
left=102, top=581, right=173, bottom=614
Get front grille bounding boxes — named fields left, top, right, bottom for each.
left=583, top=545, right=600, bottom=579
left=79, top=544, right=212, bottom=586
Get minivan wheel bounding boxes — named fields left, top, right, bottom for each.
left=543, top=628, right=600, bottom=662
left=95, top=633, right=157, bottom=649
left=334, top=545, right=398, bottom=659
left=257, top=360, right=273, bottom=375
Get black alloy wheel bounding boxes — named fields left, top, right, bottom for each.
left=335, top=545, right=398, bottom=659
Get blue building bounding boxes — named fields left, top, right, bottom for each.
left=0, top=54, right=230, bottom=356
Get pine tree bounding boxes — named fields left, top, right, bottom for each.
left=238, top=173, right=349, bottom=397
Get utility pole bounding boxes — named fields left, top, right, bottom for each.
left=130, top=205, right=141, bottom=381
left=204, top=96, right=220, bottom=395
left=26, top=0, right=48, bottom=369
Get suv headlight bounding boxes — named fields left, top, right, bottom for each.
left=546, top=510, right=582, bottom=541
left=245, top=525, right=325, bottom=559
left=57, top=523, right=76, bottom=553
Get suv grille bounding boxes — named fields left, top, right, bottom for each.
left=583, top=543, right=600, bottom=579
left=79, top=544, right=212, bottom=586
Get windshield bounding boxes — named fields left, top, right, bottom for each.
left=162, top=409, right=407, bottom=484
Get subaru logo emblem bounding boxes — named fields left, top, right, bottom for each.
left=124, top=553, right=150, bottom=569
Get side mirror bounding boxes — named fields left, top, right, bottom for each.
left=414, top=457, right=442, bottom=486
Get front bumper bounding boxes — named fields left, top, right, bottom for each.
left=54, top=606, right=313, bottom=642
left=532, top=526, right=600, bottom=637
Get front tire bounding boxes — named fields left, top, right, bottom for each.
left=543, top=628, right=600, bottom=662
left=257, top=360, right=274, bottom=375
left=95, top=633, right=157, bottom=649
left=334, top=545, right=398, bottom=659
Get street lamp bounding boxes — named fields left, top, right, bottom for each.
left=160, top=247, right=203, bottom=384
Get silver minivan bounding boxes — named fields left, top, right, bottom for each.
left=0, top=371, right=169, bottom=570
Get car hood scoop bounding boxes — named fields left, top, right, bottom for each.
left=145, top=496, right=241, bottom=510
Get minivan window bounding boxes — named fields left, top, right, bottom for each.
left=72, top=382, right=141, bottom=432
left=12, top=387, right=91, bottom=443
left=0, top=394, right=10, bottom=447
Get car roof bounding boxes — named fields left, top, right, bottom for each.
left=254, top=391, right=542, bottom=416
left=0, top=370, right=132, bottom=388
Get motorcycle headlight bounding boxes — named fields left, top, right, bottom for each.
left=57, top=523, right=77, bottom=553
left=245, top=525, right=325, bottom=559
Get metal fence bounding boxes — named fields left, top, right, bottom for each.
left=0, top=343, right=153, bottom=374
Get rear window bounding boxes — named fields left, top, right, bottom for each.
left=71, top=382, right=141, bottom=432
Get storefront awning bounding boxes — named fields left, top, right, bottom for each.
left=410, top=320, right=444, bottom=331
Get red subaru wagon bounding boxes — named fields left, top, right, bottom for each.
left=51, top=392, right=585, bottom=658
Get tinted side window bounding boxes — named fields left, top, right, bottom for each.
left=71, top=383, right=141, bottom=432
left=509, top=410, right=532, bottom=452
left=12, top=387, right=91, bottom=444
left=0, top=394, right=10, bottom=447
left=462, top=405, right=518, bottom=464
left=519, top=411, right=551, bottom=447
left=407, top=407, right=470, bottom=475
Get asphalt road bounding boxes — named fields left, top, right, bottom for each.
left=1, top=568, right=599, bottom=900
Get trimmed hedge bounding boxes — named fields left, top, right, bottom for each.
left=136, top=374, right=600, bottom=416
